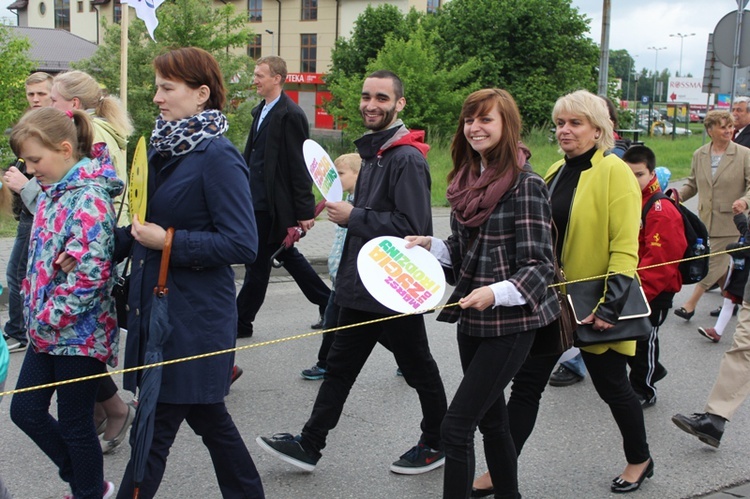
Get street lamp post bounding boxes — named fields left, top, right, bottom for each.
left=626, top=54, right=638, bottom=102
left=265, top=29, right=274, bottom=56
left=669, top=32, right=696, bottom=76
left=648, top=46, right=667, bottom=101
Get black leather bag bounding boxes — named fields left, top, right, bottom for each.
left=568, top=278, right=651, bottom=347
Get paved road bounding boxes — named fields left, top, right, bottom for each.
left=2, top=192, right=750, bottom=498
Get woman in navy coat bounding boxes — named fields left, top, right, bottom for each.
left=116, top=47, right=264, bottom=498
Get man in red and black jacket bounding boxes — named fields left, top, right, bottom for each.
left=624, top=146, right=687, bottom=407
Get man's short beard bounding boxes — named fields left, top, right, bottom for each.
left=362, top=106, right=397, bottom=131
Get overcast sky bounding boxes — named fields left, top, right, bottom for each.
left=0, top=0, right=742, bottom=79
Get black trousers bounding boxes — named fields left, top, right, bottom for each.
left=236, top=211, right=330, bottom=336
left=117, top=402, right=264, bottom=499
left=627, top=308, right=668, bottom=401
left=301, top=307, right=447, bottom=454
left=442, top=332, right=534, bottom=499
left=508, top=349, right=650, bottom=464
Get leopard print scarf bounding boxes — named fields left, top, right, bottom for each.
left=150, top=109, right=228, bottom=157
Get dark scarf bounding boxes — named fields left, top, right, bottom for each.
left=446, top=164, right=515, bottom=228
left=150, top=109, right=228, bottom=157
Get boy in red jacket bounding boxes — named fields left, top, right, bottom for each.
left=624, top=145, right=687, bottom=408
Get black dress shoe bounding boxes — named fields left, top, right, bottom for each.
left=310, top=315, right=324, bottom=329
left=611, top=459, right=654, bottom=493
left=548, top=364, right=584, bottom=387
left=470, top=486, right=494, bottom=498
left=710, top=304, right=738, bottom=317
left=671, top=412, right=725, bottom=448
left=674, top=307, right=695, bottom=320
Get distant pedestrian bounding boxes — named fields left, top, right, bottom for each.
left=623, top=145, right=686, bottom=407
left=300, top=153, right=361, bottom=381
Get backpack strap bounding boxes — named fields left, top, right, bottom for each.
left=641, top=192, right=669, bottom=227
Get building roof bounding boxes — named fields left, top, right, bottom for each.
left=7, top=26, right=97, bottom=73
left=7, top=0, right=28, bottom=10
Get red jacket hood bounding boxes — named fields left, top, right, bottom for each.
left=378, top=127, right=430, bottom=158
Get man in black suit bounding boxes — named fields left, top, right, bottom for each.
left=236, top=56, right=330, bottom=338
left=733, top=96, right=750, bottom=148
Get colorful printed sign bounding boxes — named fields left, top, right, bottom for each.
left=303, top=139, right=343, bottom=202
left=357, top=236, right=446, bottom=314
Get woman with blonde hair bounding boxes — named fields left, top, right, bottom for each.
left=51, top=70, right=133, bottom=223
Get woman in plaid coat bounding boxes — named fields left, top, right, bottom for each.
left=407, top=89, right=559, bottom=498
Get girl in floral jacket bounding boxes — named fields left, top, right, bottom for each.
left=9, top=107, right=122, bottom=499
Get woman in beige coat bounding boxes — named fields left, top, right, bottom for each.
left=674, top=110, right=750, bottom=320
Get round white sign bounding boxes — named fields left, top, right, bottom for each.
left=303, top=139, right=343, bottom=202
left=357, top=236, right=446, bottom=314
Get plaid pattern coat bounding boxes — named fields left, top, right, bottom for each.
left=437, top=172, right=560, bottom=336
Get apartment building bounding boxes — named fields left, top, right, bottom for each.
left=7, top=0, right=442, bottom=128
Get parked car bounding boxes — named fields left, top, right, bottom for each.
left=690, top=112, right=700, bottom=123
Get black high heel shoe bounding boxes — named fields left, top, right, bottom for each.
left=611, top=459, right=654, bottom=493
left=471, top=486, right=495, bottom=498
left=674, top=307, right=694, bottom=320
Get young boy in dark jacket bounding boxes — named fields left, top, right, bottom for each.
left=624, top=146, right=687, bottom=407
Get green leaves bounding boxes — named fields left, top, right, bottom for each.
left=0, top=25, right=33, bottom=162
left=74, top=0, right=256, bottom=159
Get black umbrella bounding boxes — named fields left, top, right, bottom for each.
left=271, top=200, right=326, bottom=268
left=131, top=227, right=175, bottom=499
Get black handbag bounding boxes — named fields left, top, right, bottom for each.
left=567, top=278, right=651, bottom=347
left=112, top=257, right=130, bottom=329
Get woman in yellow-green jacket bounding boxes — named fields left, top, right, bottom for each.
left=471, top=90, right=652, bottom=497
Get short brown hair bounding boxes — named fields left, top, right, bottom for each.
left=25, top=72, right=53, bottom=88
left=256, top=56, right=288, bottom=83
left=154, top=47, right=226, bottom=111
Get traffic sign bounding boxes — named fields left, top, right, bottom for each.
left=642, top=95, right=650, bottom=104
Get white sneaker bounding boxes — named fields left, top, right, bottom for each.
left=4, top=336, right=28, bottom=353
left=103, top=480, right=116, bottom=499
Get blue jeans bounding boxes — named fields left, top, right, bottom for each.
left=4, top=211, right=32, bottom=342
left=10, top=350, right=105, bottom=499
left=442, top=332, right=534, bottom=499
left=561, top=352, right=587, bottom=378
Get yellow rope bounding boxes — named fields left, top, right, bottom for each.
left=0, top=245, right=743, bottom=398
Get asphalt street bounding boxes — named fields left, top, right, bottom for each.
left=2, top=188, right=750, bottom=498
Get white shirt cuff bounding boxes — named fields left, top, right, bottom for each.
left=490, top=281, right=527, bottom=308
left=429, top=237, right=452, bottom=266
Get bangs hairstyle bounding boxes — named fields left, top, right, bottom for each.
left=704, top=110, right=733, bottom=131
left=10, top=107, right=93, bottom=161
left=552, top=90, right=614, bottom=152
left=154, top=47, right=226, bottom=111
left=449, top=88, right=522, bottom=184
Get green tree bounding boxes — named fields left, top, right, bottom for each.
left=431, top=0, right=599, bottom=127
left=327, top=27, right=479, bottom=141
left=328, top=4, right=412, bottom=83
left=0, top=25, right=34, bottom=161
left=75, top=0, right=256, bottom=156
